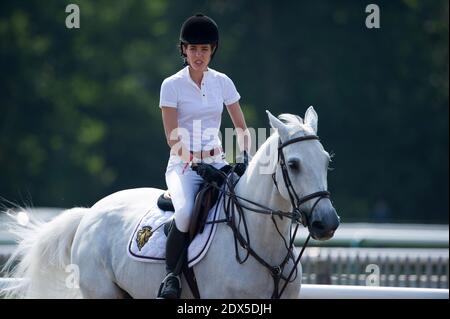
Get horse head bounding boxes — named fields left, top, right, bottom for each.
left=266, top=106, right=340, bottom=241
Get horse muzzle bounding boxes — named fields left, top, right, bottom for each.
left=309, top=207, right=340, bottom=241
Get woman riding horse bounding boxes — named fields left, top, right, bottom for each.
left=157, top=13, right=251, bottom=299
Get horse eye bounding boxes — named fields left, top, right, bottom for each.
left=287, top=159, right=300, bottom=170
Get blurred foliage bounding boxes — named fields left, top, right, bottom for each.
left=0, top=0, right=448, bottom=223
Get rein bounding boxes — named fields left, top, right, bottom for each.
left=205, top=134, right=331, bottom=299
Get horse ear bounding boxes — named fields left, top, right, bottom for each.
left=304, top=106, right=318, bottom=134
left=266, top=110, right=289, bottom=141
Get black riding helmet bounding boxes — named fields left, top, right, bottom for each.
left=179, top=13, right=219, bottom=63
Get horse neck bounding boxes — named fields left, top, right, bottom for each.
left=232, top=133, right=293, bottom=262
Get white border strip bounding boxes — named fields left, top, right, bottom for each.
left=299, top=284, right=449, bottom=299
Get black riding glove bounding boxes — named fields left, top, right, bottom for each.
left=234, top=150, right=250, bottom=177
left=192, top=163, right=225, bottom=185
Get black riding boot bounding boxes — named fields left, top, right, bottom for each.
left=157, top=220, right=189, bottom=299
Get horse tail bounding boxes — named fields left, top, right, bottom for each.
left=1, top=207, right=88, bottom=298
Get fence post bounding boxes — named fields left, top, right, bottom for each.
left=316, top=259, right=331, bottom=284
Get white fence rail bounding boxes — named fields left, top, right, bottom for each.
left=299, top=284, right=449, bottom=299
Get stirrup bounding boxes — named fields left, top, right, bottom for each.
left=157, top=273, right=182, bottom=299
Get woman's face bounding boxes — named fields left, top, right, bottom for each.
left=183, top=44, right=214, bottom=72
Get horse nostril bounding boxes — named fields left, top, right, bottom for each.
left=311, top=220, right=325, bottom=230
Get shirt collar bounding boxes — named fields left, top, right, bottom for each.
left=183, top=66, right=210, bottom=81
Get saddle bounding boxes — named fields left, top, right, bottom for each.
left=157, top=182, right=222, bottom=241
left=157, top=164, right=233, bottom=241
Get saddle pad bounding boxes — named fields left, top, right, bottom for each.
left=127, top=193, right=223, bottom=268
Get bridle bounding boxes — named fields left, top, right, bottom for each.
left=273, top=135, right=331, bottom=228
left=207, top=134, right=331, bottom=299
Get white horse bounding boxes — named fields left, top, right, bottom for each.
left=2, top=107, right=339, bottom=298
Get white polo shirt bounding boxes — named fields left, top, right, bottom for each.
left=159, top=66, right=240, bottom=152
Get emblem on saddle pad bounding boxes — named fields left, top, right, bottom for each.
left=136, top=226, right=153, bottom=251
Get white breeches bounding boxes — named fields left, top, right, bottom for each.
left=165, top=154, right=228, bottom=232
